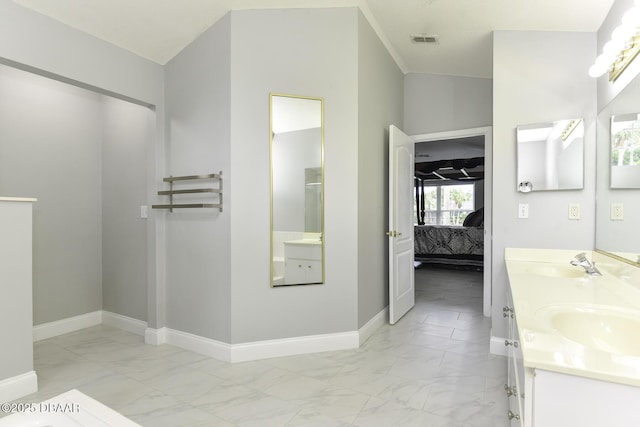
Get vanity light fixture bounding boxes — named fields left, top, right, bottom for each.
left=561, top=119, right=582, bottom=141
left=589, top=1, right=640, bottom=81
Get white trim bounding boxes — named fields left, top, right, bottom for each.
left=490, top=334, right=509, bottom=356
left=358, top=307, right=388, bottom=345
left=358, top=2, right=407, bottom=74
left=144, top=327, right=167, bottom=346
left=411, top=126, right=493, bottom=318
left=230, top=331, right=359, bottom=363
left=33, top=312, right=363, bottom=364
left=164, top=329, right=232, bottom=362
left=33, top=311, right=102, bottom=342
left=144, top=326, right=359, bottom=363
left=0, top=371, right=37, bottom=403
left=411, top=126, right=493, bottom=143
left=102, top=311, right=147, bottom=336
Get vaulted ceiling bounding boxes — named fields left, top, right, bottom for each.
left=12, top=0, right=615, bottom=78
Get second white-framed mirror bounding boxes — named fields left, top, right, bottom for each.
left=270, top=93, right=324, bottom=287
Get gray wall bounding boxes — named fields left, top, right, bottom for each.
left=229, top=8, right=359, bottom=343
left=0, top=65, right=152, bottom=325
left=0, top=1, right=163, bottom=328
left=0, top=64, right=103, bottom=324
left=161, top=7, right=403, bottom=343
left=0, top=1, right=162, bottom=107
left=357, top=11, right=404, bottom=328
left=492, top=31, right=597, bottom=338
left=404, top=73, right=492, bottom=135
left=163, top=13, right=232, bottom=342
left=102, top=97, right=152, bottom=321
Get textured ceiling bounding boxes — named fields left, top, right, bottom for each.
left=12, top=0, right=615, bottom=78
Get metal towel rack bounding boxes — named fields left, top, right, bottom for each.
left=152, top=172, right=223, bottom=212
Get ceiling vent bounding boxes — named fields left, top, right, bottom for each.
left=411, top=34, right=439, bottom=44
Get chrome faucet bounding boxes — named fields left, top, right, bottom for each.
left=570, top=252, right=601, bottom=276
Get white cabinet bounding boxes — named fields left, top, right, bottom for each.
left=505, top=290, right=640, bottom=427
left=283, top=241, right=322, bottom=285
left=504, top=289, right=533, bottom=427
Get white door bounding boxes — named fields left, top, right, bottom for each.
left=388, top=125, right=415, bottom=324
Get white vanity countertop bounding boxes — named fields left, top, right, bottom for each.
left=505, top=248, right=640, bottom=387
left=0, top=197, right=37, bottom=202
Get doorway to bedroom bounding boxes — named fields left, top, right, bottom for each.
left=412, top=127, right=492, bottom=319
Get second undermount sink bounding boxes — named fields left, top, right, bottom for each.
left=545, top=306, right=640, bottom=356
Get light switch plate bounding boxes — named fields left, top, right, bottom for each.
left=518, top=203, right=529, bottom=219
left=568, top=203, right=580, bottom=220
left=611, top=203, right=624, bottom=221
left=140, top=205, right=148, bottom=219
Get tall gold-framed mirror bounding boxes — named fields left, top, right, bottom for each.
left=270, top=93, right=324, bottom=287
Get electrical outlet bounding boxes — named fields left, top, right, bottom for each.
left=568, top=203, right=580, bottom=220
left=518, top=203, right=529, bottom=219
left=611, top=203, right=624, bottom=221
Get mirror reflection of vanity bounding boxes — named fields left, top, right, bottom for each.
left=596, top=71, right=640, bottom=265
left=270, top=93, right=324, bottom=286
left=516, top=118, right=584, bottom=192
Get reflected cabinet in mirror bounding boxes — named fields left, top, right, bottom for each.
left=270, top=93, right=324, bottom=286
left=610, top=113, right=640, bottom=189
left=516, top=118, right=584, bottom=192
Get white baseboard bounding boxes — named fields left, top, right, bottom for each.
left=358, top=307, right=388, bottom=345
left=230, top=331, right=359, bottom=363
left=144, top=327, right=166, bottom=346
left=144, top=326, right=359, bottom=363
left=164, top=328, right=231, bottom=362
left=33, top=311, right=102, bottom=342
left=0, top=371, right=38, bottom=403
left=36, top=311, right=369, bottom=364
left=490, top=335, right=508, bottom=356
left=102, top=311, right=147, bottom=336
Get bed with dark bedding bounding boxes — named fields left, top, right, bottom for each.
left=414, top=208, right=484, bottom=268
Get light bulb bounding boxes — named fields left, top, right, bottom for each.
left=595, top=52, right=615, bottom=67
left=612, top=25, right=634, bottom=43
left=603, top=39, right=624, bottom=55
left=622, top=7, right=640, bottom=27
left=589, top=62, right=608, bottom=78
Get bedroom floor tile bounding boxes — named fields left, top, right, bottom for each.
left=7, top=265, right=509, bottom=426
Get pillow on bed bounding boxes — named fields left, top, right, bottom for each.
left=463, top=208, right=484, bottom=227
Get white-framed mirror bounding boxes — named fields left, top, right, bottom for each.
left=270, top=93, right=324, bottom=286
left=516, top=118, right=584, bottom=192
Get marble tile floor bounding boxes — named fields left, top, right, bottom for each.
left=5, top=265, right=509, bottom=426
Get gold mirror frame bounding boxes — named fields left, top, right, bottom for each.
left=269, top=93, right=325, bottom=287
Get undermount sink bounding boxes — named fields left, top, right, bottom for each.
left=523, top=265, right=587, bottom=279
left=542, top=306, right=640, bottom=356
